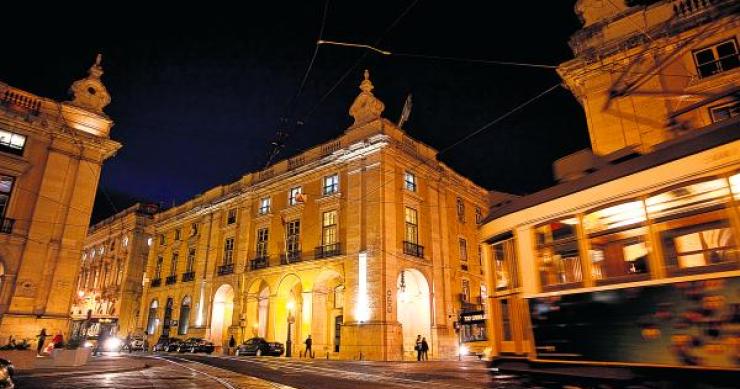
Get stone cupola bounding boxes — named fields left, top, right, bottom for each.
left=68, top=54, right=112, bottom=115
left=349, top=69, right=385, bottom=127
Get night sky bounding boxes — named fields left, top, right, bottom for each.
left=0, top=2, right=588, bottom=223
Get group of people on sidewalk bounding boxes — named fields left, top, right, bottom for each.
left=414, top=335, right=429, bottom=361
left=34, top=328, right=65, bottom=356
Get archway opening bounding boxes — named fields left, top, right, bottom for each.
left=313, top=269, right=344, bottom=354
left=146, top=299, right=159, bottom=335
left=276, top=274, right=302, bottom=356
left=258, top=287, right=269, bottom=338
left=397, top=268, right=431, bottom=359
left=178, top=296, right=192, bottom=335
left=211, top=284, right=234, bottom=348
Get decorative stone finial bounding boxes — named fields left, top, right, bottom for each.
left=349, top=69, right=385, bottom=127
left=67, top=54, right=111, bottom=115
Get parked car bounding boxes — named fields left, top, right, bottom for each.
left=128, top=335, right=146, bottom=352
left=0, top=358, right=14, bottom=388
left=152, top=335, right=174, bottom=352
left=165, top=338, right=183, bottom=352
left=236, top=337, right=284, bottom=357
left=177, top=338, right=214, bottom=354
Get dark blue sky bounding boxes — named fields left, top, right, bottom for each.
left=0, top=2, right=588, bottom=223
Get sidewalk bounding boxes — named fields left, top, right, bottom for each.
left=15, top=352, right=148, bottom=378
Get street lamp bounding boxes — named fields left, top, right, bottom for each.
left=286, top=301, right=295, bottom=357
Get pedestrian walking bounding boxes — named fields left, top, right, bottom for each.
left=229, top=335, right=236, bottom=355
left=421, top=337, right=429, bottom=361
left=304, top=335, right=313, bottom=358
left=125, top=333, right=132, bottom=353
left=415, top=335, right=422, bottom=361
left=36, top=328, right=47, bottom=356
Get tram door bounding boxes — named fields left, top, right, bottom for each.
left=494, top=297, right=529, bottom=355
left=334, top=315, right=342, bottom=352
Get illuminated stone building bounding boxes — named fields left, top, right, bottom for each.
left=480, top=0, right=739, bottom=372
left=0, top=56, right=121, bottom=340
left=70, top=204, right=155, bottom=340
left=137, top=71, right=491, bottom=360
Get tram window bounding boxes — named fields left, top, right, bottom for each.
left=730, top=173, right=740, bottom=199
left=461, top=322, right=487, bottom=342
left=659, top=212, right=738, bottom=274
left=588, top=227, right=649, bottom=281
left=646, top=177, right=729, bottom=221
left=500, top=299, right=512, bottom=341
left=535, top=218, right=582, bottom=288
left=492, top=237, right=519, bottom=291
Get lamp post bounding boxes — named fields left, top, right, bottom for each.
left=286, top=301, right=295, bottom=357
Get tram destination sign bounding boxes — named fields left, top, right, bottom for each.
left=460, top=310, right=486, bottom=324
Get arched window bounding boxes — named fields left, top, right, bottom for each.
left=178, top=296, right=192, bottom=335
left=146, top=299, right=159, bottom=335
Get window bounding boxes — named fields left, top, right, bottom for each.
left=227, top=208, right=237, bottom=225
left=178, top=296, right=191, bottom=335
left=456, top=198, right=465, bottom=223
left=154, top=257, right=163, bottom=279
left=648, top=178, right=737, bottom=274
left=170, top=253, right=178, bottom=276
left=709, top=101, right=739, bottom=123
left=186, top=248, right=196, bottom=273
left=404, top=172, right=417, bottom=192
left=500, top=299, right=512, bottom=341
left=461, top=279, right=470, bottom=302
left=584, top=201, right=649, bottom=282
left=323, top=174, right=339, bottom=195
left=693, top=39, right=738, bottom=78
left=122, top=236, right=129, bottom=248
left=0, top=175, right=14, bottom=219
left=159, top=234, right=165, bottom=245
left=146, top=300, right=158, bottom=335
left=535, top=218, right=583, bottom=288
left=478, top=245, right=483, bottom=267
left=475, top=207, right=483, bottom=224
left=289, top=187, right=303, bottom=206
left=223, top=238, right=234, bottom=265
left=404, top=207, right=419, bottom=244
left=109, top=240, right=116, bottom=251
left=492, top=236, right=519, bottom=291
left=0, top=129, right=27, bottom=156
left=286, top=220, right=300, bottom=254
left=334, top=285, right=344, bottom=309
left=174, top=229, right=181, bottom=241
left=190, top=223, right=199, bottom=237
left=459, top=238, right=468, bottom=261
left=322, top=210, right=338, bottom=246
left=258, top=197, right=271, bottom=215
left=256, top=228, right=269, bottom=258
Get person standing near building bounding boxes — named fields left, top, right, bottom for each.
left=415, top=335, right=422, bottom=361
left=36, top=328, right=47, bottom=356
left=304, top=335, right=313, bottom=358
left=421, top=337, right=429, bottom=361
left=228, top=335, right=236, bottom=355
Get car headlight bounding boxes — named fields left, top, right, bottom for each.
left=104, top=337, right=122, bottom=351
left=459, top=345, right=469, bottom=356
left=84, top=341, right=94, bottom=348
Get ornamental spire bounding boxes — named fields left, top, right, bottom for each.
left=349, top=69, right=385, bottom=127
left=67, top=54, right=111, bottom=115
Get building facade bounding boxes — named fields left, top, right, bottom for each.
left=481, top=0, right=739, bottom=371
left=70, top=204, right=156, bottom=341
left=137, top=71, right=491, bottom=360
left=0, top=56, right=121, bottom=340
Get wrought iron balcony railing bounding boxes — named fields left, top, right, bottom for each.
left=217, top=263, right=234, bottom=276
left=403, top=241, right=424, bottom=258
left=280, top=251, right=302, bottom=265
left=165, top=275, right=177, bottom=285
left=0, top=218, right=14, bottom=234
left=181, top=271, right=196, bottom=282
left=315, top=243, right=341, bottom=259
left=150, top=278, right=162, bottom=287
left=250, top=256, right=269, bottom=270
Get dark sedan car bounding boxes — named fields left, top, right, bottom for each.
left=165, top=338, right=182, bottom=352
left=236, top=337, right=284, bottom=356
left=177, top=338, right=215, bottom=354
left=152, top=336, right=175, bottom=352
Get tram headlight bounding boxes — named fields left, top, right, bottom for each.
left=104, top=337, right=122, bottom=351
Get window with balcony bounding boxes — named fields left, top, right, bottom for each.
left=323, top=174, right=339, bottom=195
left=403, top=207, right=423, bottom=257
left=285, top=220, right=301, bottom=262
left=227, top=208, right=237, bottom=225
left=649, top=177, right=738, bottom=275
left=258, top=197, right=271, bottom=215
left=318, top=210, right=340, bottom=258
left=289, top=187, right=303, bottom=206
left=170, top=253, right=178, bottom=276
left=584, top=201, right=649, bottom=282
left=223, top=238, right=234, bottom=265
left=535, top=217, right=583, bottom=288
left=459, top=238, right=468, bottom=261
left=475, top=207, right=483, bottom=224
left=456, top=198, right=465, bottom=223
left=404, top=172, right=417, bottom=192
left=0, top=129, right=27, bottom=156
left=256, top=228, right=269, bottom=258
left=492, top=235, right=519, bottom=291
left=159, top=234, right=165, bottom=245
left=186, top=249, right=196, bottom=273
left=461, top=279, right=470, bottom=303
left=154, top=256, right=163, bottom=280
left=0, top=175, right=14, bottom=233
left=709, top=100, right=739, bottom=123
left=693, top=39, right=739, bottom=78
left=190, top=223, right=199, bottom=237
left=174, top=229, right=181, bottom=241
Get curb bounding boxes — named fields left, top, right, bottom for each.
left=16, top=363, right=150, bottom=379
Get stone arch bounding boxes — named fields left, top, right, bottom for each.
left=178, top=295, right=192, bottom=335
left=397, top=268, right=432, bottom=360
left=210, top=284, right=235, bottom=349
left=146, top=298, right=159, bottom=335
left=246, top=278, right=271, bottom=339
left=312, top=268, right=345, bottom=355
left=275, top=273, right=303, bottom=356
